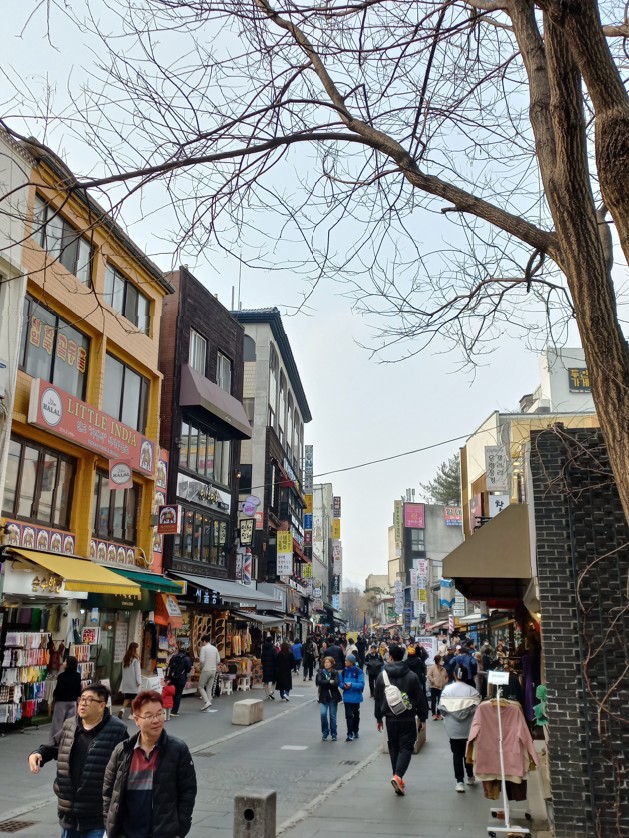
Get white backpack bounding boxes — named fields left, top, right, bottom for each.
left=382, top=670, right=411, bottom=715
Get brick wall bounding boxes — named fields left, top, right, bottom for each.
left=530, top=427, right=629, bottom=838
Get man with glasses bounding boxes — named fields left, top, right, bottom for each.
left=28, top=683, right=128, bottom=838
left=104, top=690, right=197, bottom=838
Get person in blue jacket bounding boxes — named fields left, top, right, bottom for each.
left=291, top=640, right=303, bottom=674
left=341, top=654, right=365, bottom=741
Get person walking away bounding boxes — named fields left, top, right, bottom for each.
left=326, top=636, right=345, bottom=671
left=316, top=656, right=342, bottom=740
left=166, top=643, right=192, bottom=717
left=303, top=636, right=317, bottom=681
left=318, top=641, right=328, bottom=671
left=365, top=644, right=384, bottom=698
left=452, top=645, right=477, bottom=688
left=28, top=683, right=128, bottom=838
left=438, top=665, right=481, bottom=792
left=161, top=679, right=175, bottom=720
left=406, top=645, right=427, bottom=694
left=374, top=643, right=427, bottom=796
left=355, top=634, right=366, bottom=669
left=198, top=635, right=220, bottom=711
left=292, top=639, right=303, bottom=674
left=119, top=642, right=142, bottom=719
left=341, top=654, right=365, bottom=741
left=346, top=638, right=358, bottom=659
left=261, top=636, right=278, bottom=700
left=427, top=654, right=449, bottom=720
left=103, top=690, right=197, bottom=838
left=474, top=652, right=487, bottom=698
left=276, top=641, right=295, bottom=700
left=49, top=656, right=82, bottom=743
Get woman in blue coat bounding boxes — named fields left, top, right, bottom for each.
left=341, top=654, right=365, bottom=741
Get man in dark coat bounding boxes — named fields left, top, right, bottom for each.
left=166, top=642, right=192, bottom=716
left=260, top=635, right=278, bottom=700
left=355, top=635, right=366, bottom=669
left=326, top=636, right=346, bottom=671
left=28, top=683, right=128, bottom=837
left=103, top=690, right=197, bottom=838
left=375, top=644, right=428, bottom=797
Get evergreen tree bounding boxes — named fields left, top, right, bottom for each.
left=421, top=456, right=461, bottom=505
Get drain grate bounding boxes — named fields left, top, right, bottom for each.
left=0, top=822, right=37, bottom=834
left=339, top=760, right=359, bottom=765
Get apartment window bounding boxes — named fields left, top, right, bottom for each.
left=189, top=330, right=207, bottom=375
left=104, top=264, right=151, bottom=334
left=2, top=436, right=75, bottom=529
left=174, top=505, right=229, bottom=565
left=93, top=471, right=139, bottom=545
left=243, top=398, right=255, bottom=423
left=103, top=354, right=149, bottom=432
left=269, top=344, right=278, bottom=429
left=238, top=464, right=252, bottom=495
left=33, top=195, right=93, bottom=286
left=216, top=352, right=232, bottom=393
left=19, top=295, right=89, bottom=398
left=410, top=529, right=425, bottom=552
left=179, top=418, right=231, bottom=486
left=243, top=335, right=256, bottom=361
left=278, top=374, right=286, bottom=445
left=287, top=393, right=294, bottom=456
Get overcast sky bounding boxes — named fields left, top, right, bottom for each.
left=3, top=4, right=605, bottom=587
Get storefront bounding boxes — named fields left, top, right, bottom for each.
left=0, top=547, right=140, bottom=726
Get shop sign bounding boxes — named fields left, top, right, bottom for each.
left=416, top=559, right=428, bottom=576
left=394, top=500, right=403, bottom=545
left=28, top=378, right=155, bottom=476
left=333, top=558, right=342, bottom=576
left=489, top=494, right=510, bottom=517
left=191, top=587, right=222, bottom=606
left=31, top=573, right=62, bottom=594
left=239, top=518, right=255, bottom=546
left=2, top=519, right=76, bottom=555
left=304, top=530, right=312, bottom=546
left=485, top=445, right=509, bottom=492
left=302, top=563, right=312, bottom=579
left=277, top=553, right=293, bottom=576
left=157, top=504, right=181, bottom=535
left=404, top=502, right=425, bottom=529
left=419, top=588, right=427, bottom=602
left=469, top=493, right=483, bottom=531
left=1, top=562, right=84, bottom=599
left=568, top=367, right=590, bottom=392
left=452, top=594, right=466, bottom=617
left=313, top=582, right=322, bottom=599
left=303, top=513, right=312, bottom=530
left=444, top=506, right=463, bottom=527
left=109, top=459, right=133, bottom=490
left=240, top=495, right=261, bottom=516
left=254, top=511, right=264, bottom=530
left=277, top=530, right=293, bottom=554
left=304, top=495, right=313, bottom=514
left=177, top=473, right=231, bottom=512
left=156, top=457, right=168, bottom=489
left=333, top=496, right=341, bottom=517
left=332, top=519, right=341, bottom=539
left=312, top=597, right=323, bottom=611
left=304, top=445, right=314, bottom=493
left=331, top=594, right=340, bottom=610
left=409, top=569, right=417, bottom=587
left=90, top=539, right=136, bottom=566
left=332, top=575, right=340, bottom=595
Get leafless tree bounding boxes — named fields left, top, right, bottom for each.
left=4, top=0, right=629, bottom=527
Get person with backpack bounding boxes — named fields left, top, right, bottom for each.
left=340, top=654, right=365, bottom=741
left=302, top=636, right=317, bottom=682
left=374, top=643, right=428, bottom=796
left=166, top=643, right=192, bottom=717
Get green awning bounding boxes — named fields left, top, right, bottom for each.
left=110, top=568, right=184, bottom=594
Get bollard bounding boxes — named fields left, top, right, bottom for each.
left=233, top=789, right=277, bottom=838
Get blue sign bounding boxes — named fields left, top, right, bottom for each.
left=303, top=514, right=313, bottom=530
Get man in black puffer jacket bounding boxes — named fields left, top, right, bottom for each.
left=375, top=644, right=428, bottom=797
left=104, top=690, right=197, bottom=838
left=28, top=683, right=128, bottom=837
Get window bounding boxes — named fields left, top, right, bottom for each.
left=238, top=464, right=252, bottom=495
left=243, top=398, right=255, bottom=423
left=189, top=330, right=207, bottom=375
left=269, top=344, right=278, bottom=429
left=287, top=393, right=294, bottom=456
left=278, top=374, right=286, bottom=445
left=2, top=437, right=75, bottom=529
left=174, top=505, right=229, bottom=565
left=104, top=264, right=151, bottom=334
left=216, top=352, right=232, bottom=393
left=179, top=418, right=231, bottom=486
left=20, top=295, right=89, bottom=398
left=410, top=529, right=425, bottom=552
left=93, top=471, right=139, bottom=545
left=33, top=196, right=93, bottom=286
left=243, top=335, right=256, bottom=361
left=103, top=354, right=149, bottom=432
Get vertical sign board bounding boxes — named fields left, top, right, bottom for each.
left=394, top=500, right=403, bottom=546
left=404, top=503, right=425, bottom=529
left=485, top=445, right=509, bottom=492
left=333, top=496, right=342, bottom=517
left=304, top=445, right=314, bottom=493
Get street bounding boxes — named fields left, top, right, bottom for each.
left=0, top=680, right=544, bottom=837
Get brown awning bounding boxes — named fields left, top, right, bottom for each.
left=442, top=503, right=531, bottom=601
left=179, top=363, right=252, bottom=440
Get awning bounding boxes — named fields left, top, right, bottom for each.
left=426, top=620, right=448, bottom=630
left=179, top=363, right=252, bottom=440
left=442, top=503, right=531, bottom=601
left=170, top=572, right=281, bottom=606
left=456, top=613, right=487, bottom=625
left=110, top=568, right=184, bottom=594
left=10, top=549, right=141, bottom=597
left=232, top=611, right=285, bottom=627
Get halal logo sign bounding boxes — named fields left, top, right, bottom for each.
left=110, top=462, right=132, bottom=486
left=41, top=387, right=63, bottom=427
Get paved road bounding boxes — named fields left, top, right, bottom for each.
left=0, top=679, right=544, bottom=836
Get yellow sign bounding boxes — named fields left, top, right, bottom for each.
left=419, top=588, right=427, bottom=602
left=32, top=574, right=62, bottom=594
left=303, top=564, right=312, bottom=578
left=304, top=494, right=313, bottom=514
left=332, top=519, right=341, bottom=539
left=277, top=530, right=293, bottom=553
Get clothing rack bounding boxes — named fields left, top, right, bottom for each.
left=487, top=678, right=531, bottom=837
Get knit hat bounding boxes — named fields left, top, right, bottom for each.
left=345, top=654, right=356, bottom=664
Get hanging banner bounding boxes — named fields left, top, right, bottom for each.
left=333, top=496, right=342, bottom=517
left=485, top=445, right=509, bottom=492
left=303, top=513, right=313, bottom=530
left=277, top=553, right=293, bottom=576
left=439, top=579, right=455, bottom=609
left=404, top=502, right=425, bottom=529
left=332, top=519, right=341, bottom=539
left=394, top=500, right=403, bottom=545
left=303, top=563, right=312, bottom=579
left=332, top=575, right=340, bottom=595
left=304, top=445, right=314, bottom=493
left=277, top=530, right=293, bottom=554
left=239, top=518, right=255, bottom=546
left=304, top=494, right=313, bottom=514
left=157, top=505, right=181, bottom=535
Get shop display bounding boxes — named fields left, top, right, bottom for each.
left=70, top=642, right=95, bottom=684
left=0, top=631, right=50, bottom=725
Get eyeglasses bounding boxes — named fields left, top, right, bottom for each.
left=78, top=697, right=105, bottom=706
left=136, top=711, right=166, bottom=721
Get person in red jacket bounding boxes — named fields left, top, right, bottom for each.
left=162, top=679, right=176, bottom=721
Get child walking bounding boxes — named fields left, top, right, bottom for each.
left=162, top=678, right=176, bottom=720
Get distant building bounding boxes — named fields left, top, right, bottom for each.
left=365, top=573, right=389, bottom=594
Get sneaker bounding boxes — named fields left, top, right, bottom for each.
left=322, top=734, right=329, bottom=741
left=391, top=775, right=406, bottom=796
left=117, top=710, right=124, bottom=719
left=455, top=782, right=466, bottom=793
left=437, top=714, right=444, bottom=720
left=170, top=712, right=179, bottom=717
left=345, top=734, right=354, bottom=742
left=432, top=714, right=439, bottom=720
left=331, top=735, right=337, bottom=741
left=269, top=694, right=276, bottom=701
left=466, top=775, right=476, bottom=785
left=353, top=732, right=359, bottom=739
left=201, top=702, right=212, bottom=711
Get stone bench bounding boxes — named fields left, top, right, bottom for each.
left=232, top=697, right=264, bottom=726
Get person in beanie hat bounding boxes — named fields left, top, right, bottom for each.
left=341, top=654, right=364, bottom=741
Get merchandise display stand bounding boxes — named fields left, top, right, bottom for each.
left=487, top=672, right=531, bottom=837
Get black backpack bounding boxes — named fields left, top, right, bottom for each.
left=167, top=653, right=186, bottom=682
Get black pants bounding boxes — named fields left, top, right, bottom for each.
left=344, top=703, right=360, bottom=735
left=293, top=659, right=301, bottom=673
left=430, top=688, right=442, bottom=716
left=386, top=717, right=417, bottom=779
left=368, top=672, right=378, bottom=696
left=450, top=738, right=474, bottom=783
left=173, top=682, right=185, bottom=714
left=303, top=658, right=314, bottom=679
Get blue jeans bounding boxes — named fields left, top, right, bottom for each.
left=61, top=829, right=105, bottom=838
left=320, top=700, right=338, bottom=737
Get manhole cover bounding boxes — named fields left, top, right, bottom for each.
left=0, top=822, right=37, bottom=834
left=194, top=750, right=215, bottom=758
left=339, top=760, right=359, bottom=765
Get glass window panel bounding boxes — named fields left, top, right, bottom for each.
left=136, top=293, right=150, bottom=334
left=103, top=355, right=124, bottom=419
left=112, top=486, right=126, bottom=541
left=189, top=330, right=207, bottom=375
left=125, top=486, right=138, bottom=543
left=37, top=454, right=58, bottom=525
left=94, top=477, right=111, bottom=538
left=198, top=433, right=207, bottom=476
left=17, top=446, right=39, bottom=518
left=59, top=228, right=79, bottom=275
left=183, top=509, right=194, bottom=559
left=193, top=512, right=203, bottom=560
left=205, top=436, right=215, bottom=479
left=210, top=520, right=219, bottom=564
left=22, top=304, right=56, bottom=382
left=201, top=514, right=211, bottom=562
left=217, top=352, right=232, bottom=393
left=218, top=522, right=227, bottom=567
left=75, top=239, right=92, bottom=286
left=180, top=421, right=190, bottom=467
left=44, top=214, right=64, bottom=259
left=53, top=459, right=73, bottom=529
left=121, top=367, right=142, bottom=430
left=188, top=425, right=198, bottom=473
left=124, top=282, right=138, bottom=326
left=33, top=196, right=47, bottom=246
left=2, top=439, right=22, bottom=516
left=52, top=325, right=88, bottom=399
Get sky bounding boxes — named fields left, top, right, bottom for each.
left=1, top=3, right=604, bottom=587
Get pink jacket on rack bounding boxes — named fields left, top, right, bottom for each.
left=467, top=700, right=539, bottom=778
